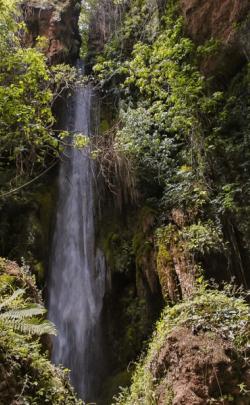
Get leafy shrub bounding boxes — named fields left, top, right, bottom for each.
left=0, top=0, right=77, bottom=192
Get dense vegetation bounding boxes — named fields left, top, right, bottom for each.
left=0, top=1, right=81, bottom=403
left=0, top=0, right=249, bottom=403
left=114, top=284, right=250, bottom=404
left=0, top=0, right=77, bottom=196
left=92, top=0, right=250, bottom=293
left=85, top=0, right=250, bottom=403
left=0, top=258, right=82, bottom=404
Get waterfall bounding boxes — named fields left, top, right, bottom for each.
left=48, top=81, right=106, bottom=401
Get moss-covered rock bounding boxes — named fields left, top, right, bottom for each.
left=0, top=258, right=82, bottom=404
left=113, top=285, right=250, bottom=405
left=97, top=203, right=163, bottom=400
left=0, top=174, right=57, bottom=288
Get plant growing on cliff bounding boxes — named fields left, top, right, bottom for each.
left=0, top=0, right=78, bottom=196
left=0, top=260, right=82, bottom=404
left=93, top=2, right=225, bottom=216
left=0, top=286, right=57, bottom=336
left=113, top=284, right=250, bottom=404
left=87, top=1, right=250, bottom=402
left=92, top=0, right=250, bottom=299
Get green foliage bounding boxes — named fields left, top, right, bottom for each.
left=73, top=133, right=90, bottom=149
left=0, top=0, right=77, bottom=193
left=113, top=284, right=250, bottom=404
left=102, top=229, right=134, bottom=273
left=0, top=261, right=82, bottom=404
left=92, top=0, right=250, bottom=295
left=156, top=219, right=224, bottom=262
left=208, top=66, right=250, bottom=217
left=181, top=220, right=225, bottom=254
left=93, top=4, right=225, bottom=215
left=91, top=3, right=250, bottom=401
left=115, top=106, right=175, bottom=185
left=0, top=286, right=57, bottom=336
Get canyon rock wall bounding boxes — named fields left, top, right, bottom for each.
left=21, top=0, right=81, bottom=63
left=181, top=0, right=249, bottom=44
left=88, top=2, right=250, bottom=402
left=181, top=0, right=250, bottom=77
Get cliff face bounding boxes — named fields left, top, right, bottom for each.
left=181, top=0, right=250, bottom=77
left=87, top=0, right=127, bottom=68
left=88, top=0, right=250, bottom=403
left=22, top=0, right=81, bottom=63
left=88, top=0, right=250, bottom=76
left=181, top=0, right=249, bottom=43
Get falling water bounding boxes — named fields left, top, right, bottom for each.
left=48, top=80, right=106, bottom=401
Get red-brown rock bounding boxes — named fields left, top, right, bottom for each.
left=21, top=0, right=81, bottom=64
left=180, top=0, right=250, bottom=78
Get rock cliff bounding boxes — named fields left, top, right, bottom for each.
left=87, top=1, right=250, bottom=403
left=21, top=0, right=81, bottom=63
left=181, top=0, right=250, bottom=77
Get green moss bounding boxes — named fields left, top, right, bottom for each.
left=99, top=204, right=157, bottom=276
left=100, top=119, right=110, bottom=133
left=131, top=206, right=156, bottom=272
left=156, top=243, right=173, bottom=301
left=34, top=183, right=56, bottom=243
left=0, top=273, right=15, bottom=286
left=33, top=261, right=45, bottom=284
left=0, top=257, right=7, bottom=271
left=97, top=204, right=162, bottom=401
left=101, top=228, right=133, bottom=273
left=99, top=370, right=132, bottom=405
left=113, top=285, right=250, bottom=404
left=0, top=178, right=56, bottom=288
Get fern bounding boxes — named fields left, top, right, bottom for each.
left=0, top=287, right=57, bottom=336
left=4, top=318, right=57, bottom=336
left=0, top=288, right=25, bottom=310
left=0, top=304, right=46, bottom=320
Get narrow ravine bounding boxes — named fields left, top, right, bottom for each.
left=48, top=73, right=106, bottom=401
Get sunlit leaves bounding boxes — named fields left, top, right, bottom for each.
left=0, top=0, right=77, bottom=183
left=73, top=133, right=89, bottom=149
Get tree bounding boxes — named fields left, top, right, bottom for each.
left=0, top=0, right=77, bottom=193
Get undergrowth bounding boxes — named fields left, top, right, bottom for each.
left=0, top=259, right=82, bottom=404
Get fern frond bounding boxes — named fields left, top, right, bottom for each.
left=0, top=282, right=9, bottom=294
left=0, top=305, right=46, bottom=320
left=4, top=318, right=57, bottom=336
left=18, top=319, right=57, bottom=336
left=0, top=288, right=25, bottom=310
left=0, top=285, right=57, bottom=336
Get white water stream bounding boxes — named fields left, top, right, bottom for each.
left=48, top=83, right=106, bottom=401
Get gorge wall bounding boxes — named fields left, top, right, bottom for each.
left=22, top=0, right=81, bottom=63
left=86, top=0, right=250, bottom=403
left=0, top=0, right=81, bottom=284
